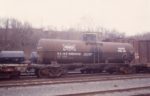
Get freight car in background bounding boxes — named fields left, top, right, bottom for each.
left=0, top=51, right=27, bottom=78
left=129, top=40, right=150, bottom=73
left=0, top=51, right=24, bottom=64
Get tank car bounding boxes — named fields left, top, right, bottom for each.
left=0, top=51, right=24, bottom=64
left=36, top=33, right=135, bottom=76
left=0, top=51, right=26, bottom=78
left=37, top=39, right=134, bottom=64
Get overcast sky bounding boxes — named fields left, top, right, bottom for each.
left=0, top=0, right=150, bottom=36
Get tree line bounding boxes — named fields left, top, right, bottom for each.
left=0, top=18, right=149, bottom=51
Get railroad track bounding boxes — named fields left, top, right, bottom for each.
left=61, top=86, right=150, bottom=96
left=0, top=73, right=150, bottom=88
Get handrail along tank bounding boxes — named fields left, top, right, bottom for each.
left=37, top=33, right=135, bottom=65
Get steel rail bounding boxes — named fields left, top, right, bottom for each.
left=60, top=86, right=150, bottom=96
left=0, top=74, right=150, bottom=88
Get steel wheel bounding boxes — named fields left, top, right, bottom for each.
left=119, top=66, right=131, bottom=74
left=48, top=67, right=63, bottom=78
left=38, top=68, right=49, bottom=78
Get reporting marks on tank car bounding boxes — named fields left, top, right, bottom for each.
left=117, top=47, right=126, bottom=53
